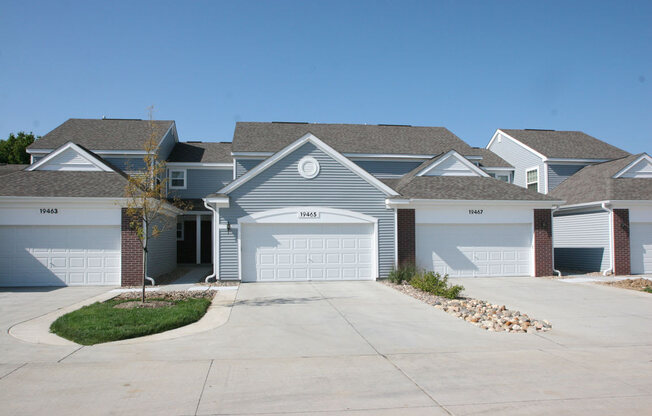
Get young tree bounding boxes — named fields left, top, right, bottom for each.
left=124, top=109, right=187, bottom=302
left=0, top=132, right=37, bottom=164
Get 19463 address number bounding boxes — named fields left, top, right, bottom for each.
left=40, top=208, right=59, bottom=214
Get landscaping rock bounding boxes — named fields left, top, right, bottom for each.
left=381, top=281, right=552, bottom=333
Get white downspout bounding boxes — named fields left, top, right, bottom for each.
left=602, top=202, right=614, bottom=276
left=203, top=200, right=218, bottom=283
left=551, top=206, right=562, bottom=277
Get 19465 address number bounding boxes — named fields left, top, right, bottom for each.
left=40, top=208, right=59, bottom=214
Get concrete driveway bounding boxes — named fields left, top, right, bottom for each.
left=1, top=278, right=651, bottom=415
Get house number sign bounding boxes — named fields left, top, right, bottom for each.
left=298, top=211, right=319, bottom=219
left=468, top=209, right=484, bottom=215
left=40, top=208, right=59, bottom=214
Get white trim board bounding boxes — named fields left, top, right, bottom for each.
left=27, top=142, right=115, bottom=172
left=613, top=154, right=652, bottom=178
left=218, top=133, right=400, bottom=197
left=417, top=150, right=490, bottom=177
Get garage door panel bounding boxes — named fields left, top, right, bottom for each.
left=0, top=225, right=121, bottom=286
left=416, top=224, right=532, bottom=277
left=631, top=223, right=652, bottom=274
left=242, top=223, right=374, bottom=282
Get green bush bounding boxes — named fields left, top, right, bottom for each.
left=410, top=271, right=464, bottom=299
left=388, top=263, right=417, bottom=284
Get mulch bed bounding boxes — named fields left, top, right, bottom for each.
left=598, top=278, right=652, bottom=292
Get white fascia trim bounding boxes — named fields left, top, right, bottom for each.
left=487, top=130, right=549, bottom=161
left=231, top=152, right=273, bottom=157
left=203, top=196, right=230, bottom=208
left=464, top=155, right=483, bottom=160
left=417, top=150, right=490, bottom=177
left=27, top=149, right=149, bottom=155
left=543, top=162, right=549, bottom=194
left=27, top=142, right=115, bottom=172
left=546, top=158, right=610, bottom=163
left=344, top=153, right=435, bottom=159
left=386, top=198, right=565, bottom=209
left=219, top=133, right=400, bottom=197
left=166, top=162, right=233, bottom=169
left=482, top=167, right=515, bottom=171
left=613, top=154, right=652, bottom=178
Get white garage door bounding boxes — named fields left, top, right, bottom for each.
left=241, top=223, right=374, bottom=282
left=630, top=222, right=652, bottom=274
left=416, top=224, right=532, bottom=277
left=0, top=226, right=121, bottom=286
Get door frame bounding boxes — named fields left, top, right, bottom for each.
left=237, top=207, right=379, bottom=281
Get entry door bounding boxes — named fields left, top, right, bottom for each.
left=416, top=223, right=533, bottom=277
left=241, top=223, right=374, bottom=282
left=0, top=225, right=121, bottom=286
left=630, top=222, right=652, bottom=274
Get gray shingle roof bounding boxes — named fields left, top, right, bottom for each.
left=167, top=142, right=233, bottom=163
left=383, top=176, right=559, bottom=201
left=500, top=129, right=630, bottom=159
left=550, top=154, right=652, bottom=204
left=0, top=171, right=129, bottom=197
left=0, top=164, right=27, bottom=176
left=464, top=148, right=513, bottom=168
left=232, top=122, right=474, bottom=155
left=27, top=119, right=174, bottom=151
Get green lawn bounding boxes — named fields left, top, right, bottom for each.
left=50, top=297, right=211, bottom=345
left=643, top=287, right=652, bottom=294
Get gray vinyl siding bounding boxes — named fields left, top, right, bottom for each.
left=218, top=142, right=395, bottom=280
left=547, top=164, right=586, bottom=191
left=104, top=157, right=147, bottom=172
left=553, top=210, right=611, bottom=271
left=353, top=160, right=423, bottom=178
left=235, top=158, right=264, bottom=178
left=147, top=216, right=177, bottom=277
left=157, top=126, right=177, bottom=160
left=169, top=168, right=232, bottom=199
left=488, top=133, right=546, bottom=192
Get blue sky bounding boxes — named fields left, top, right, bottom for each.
left=1, top=1, right=650, bottom=152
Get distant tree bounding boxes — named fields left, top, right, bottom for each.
left=0, top=132, right=37, bottom=164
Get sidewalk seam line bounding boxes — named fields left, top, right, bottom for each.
left=195, top=359, right=214, bottom=415
left=0, top=363, right=27, bottom=380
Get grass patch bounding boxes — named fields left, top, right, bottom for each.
left=410, top=271, right=464, bottom=299
left=643, top=287, right=652, bottom=294
left=50, top=297, right=211, bottom=345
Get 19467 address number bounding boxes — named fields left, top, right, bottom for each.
left=468, top=209, right=484, bottom=215
left=40, top=208, right=59, bottom=214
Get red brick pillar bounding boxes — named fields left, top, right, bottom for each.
left=534, top=209, right=553, bottom=277
left=397, top=209, right=415, bottom=267
left=121, top=208, right=143, bottom=286
left=613, top=209, right=631, bottom=275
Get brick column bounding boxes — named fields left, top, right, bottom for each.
left=397, top=209, right=415, bottom=267
left=534, top=209, right=553, bottom=277
left=121, top=208, right=143, bottom=286
left=612, top=209, right=631, bottom=275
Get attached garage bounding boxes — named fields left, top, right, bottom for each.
left=413, top=205, right=536, bottom=277
left=630, top=222, right=652, bottom=274
left=0, top=225, right=120, bottom=286
left=416, top=223, right=532, bottom=277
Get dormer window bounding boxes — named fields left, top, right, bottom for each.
left=169, top=169, right=186, bottom=189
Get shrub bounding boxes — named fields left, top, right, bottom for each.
left=388, top=263, right=417, bottom=284
left=410, top=271, right=464, bottom=299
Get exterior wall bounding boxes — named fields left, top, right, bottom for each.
left=168, top=168, right=232, bottom=199
left=104, top=157, right=147, bottom=172
left=553, top=210, right=611, bottom=271
left=218, top=142, right=395, bottom=280
left=121, top=208, right=143, bottom=286
left=146, top=215, right=177, bottom=278
left=534, top=209, right=553, bottom=277
left=547, top=164, right=586, bottom=192
left=397, top=209, right=415, bottom=266
left=235, top=158, right=264, bottom=178
left=613, top=209, right=631, bottom=275
left=488, top=133, right=546, bottom=192
left=352, top=160, right=423, bottom=178
left=157, top=126, right=177, bottom=160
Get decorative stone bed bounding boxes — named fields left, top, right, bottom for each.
left=382, top=281, right=552, bottom=333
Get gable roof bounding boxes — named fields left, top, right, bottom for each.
left=27, top=142, right=116, bottom=172
left=0, top=164, right=27, bottom=176
left=212, top=133, right=399, bottom=198
left=167, top=142, right=233, bottom=163
left=232, top=122, right=474, bottom=155
left=0, top=171, right=129, bottom=197
left=498, top=129, right=630, bottom=159
left=550, top=153, right=652, bottom=204
left=27, top=118, right=175, bottom=151
left=416, top=150, right=490, bottom=177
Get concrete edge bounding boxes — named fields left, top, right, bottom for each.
left=8, top=287, right=238, bottom=346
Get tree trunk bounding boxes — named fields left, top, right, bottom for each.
left=142, top=222, right=148, bottom=303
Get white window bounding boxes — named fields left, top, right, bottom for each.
left=526, top=168, right=539, bottom=192
left=177, top=222, right=184, bottom=240
left=169, top=169, right=186, bottom=189
left=497, top=174, right=509, bottom=182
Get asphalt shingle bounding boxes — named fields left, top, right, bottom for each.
left=500, top=129, right=630, bottom=159
left=0, top=171, right=129, bottom=197
left=167, top=142, right=233, bottom=163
